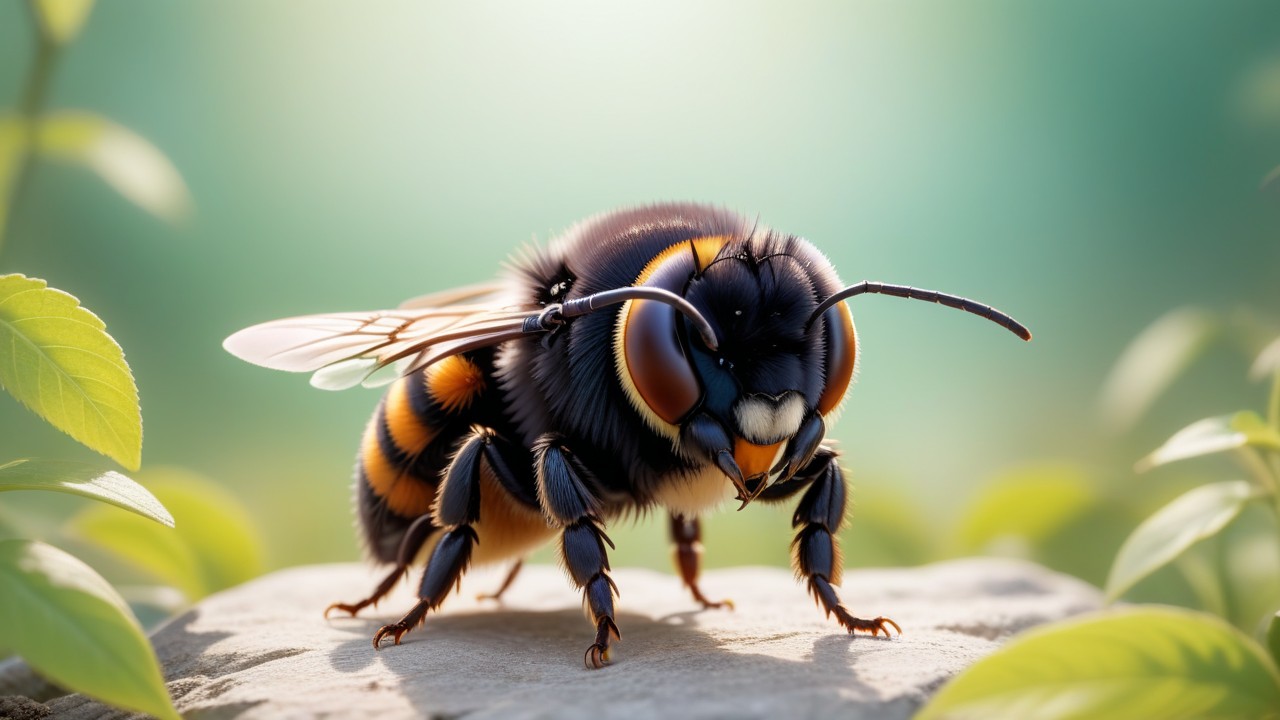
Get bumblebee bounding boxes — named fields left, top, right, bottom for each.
left=224, top=203, right=1030, bottom=668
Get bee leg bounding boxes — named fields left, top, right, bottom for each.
left=476, top=558, right=524, bottom=602
left=789, top=449, right=901, bottom=639
left=770, top=412, right=827, bottom=484
left=375, top=430, right=489, bottom=649
left=669, top=514, right=733, bottom=610
left=535, top=438, right=620, bottom=669
left=326, top=514, right=437, bottom=618
left=373, top=525, right=478, bottom=648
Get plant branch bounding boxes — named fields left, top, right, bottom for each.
left=0, top=2, right=62, bottom=259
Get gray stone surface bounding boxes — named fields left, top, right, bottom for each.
left=34, top=559, right=1101, bottom=719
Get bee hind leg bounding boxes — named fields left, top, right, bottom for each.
left=374, top=429, right=491, bottom=649
left=326, top=514, right=437, bottom=619
left=373, top=525, right=478, bottom=648
left=669, top=514, right=732, bottom=610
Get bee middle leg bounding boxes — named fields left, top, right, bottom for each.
left=476, top=558, right=524, bottom=602
left=535, top=436, right=620, bottom=669
left=669, top=514, right=733, bottom=610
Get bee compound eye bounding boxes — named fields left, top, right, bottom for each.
left=816, top=302, right=856, bottom=416
left=622, top=297, right=701, bottom=425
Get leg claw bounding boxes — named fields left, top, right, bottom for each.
left=324, top=602, right=368, bottom=619
left=699, top=597, right=735, bottom=611
left=373, top=622, right=412, bottom=649
left=584, top=643, right=613, bottom=669
left=835, top=607, right=901, bottom=637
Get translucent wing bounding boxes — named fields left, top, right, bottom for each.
left=396, top=281, right=508, bottom=310
left=223, top=284, right=538, bottom=390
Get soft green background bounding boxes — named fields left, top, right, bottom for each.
left=2, top=1, right=1278, bottom=576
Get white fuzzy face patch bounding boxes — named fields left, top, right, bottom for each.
left=733, top=391, right=806, bottom=445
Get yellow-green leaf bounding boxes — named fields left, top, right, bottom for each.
left=1269, top=613, right=1280, bottom=669
left=917, top=606, right=1280, bottom=720
left=0, top=275, right=142, bottom=469
left=66, top=468, right=264, bottom=600
left=38, top=112, right=191, bottom=224
left=956, top=466, right=1096, bottom=553
left=1136, top=412, right=1280, bottom=472
left=32, top=0, right=96, bottom=44
left=0, top=459, right=171, bottom=527
left=0, top=539, right=178, bottom=720
left=1099, top=307, right=1218, bottom=432
left=1105, top=481, right=1255, bottom=602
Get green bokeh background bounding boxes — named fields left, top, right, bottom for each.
left=2, top=2, right=1278, bottom=583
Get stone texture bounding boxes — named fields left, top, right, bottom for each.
left=31, top=559, right=1100, bottom=719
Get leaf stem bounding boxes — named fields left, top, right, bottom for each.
left=1269, top=368, right=1280, bottom=431
left=0, top=2, right=63, bottom=259
left=1176, top=548, right=1229, bottom=618
left=1236, top=446, right=1278, bottom=496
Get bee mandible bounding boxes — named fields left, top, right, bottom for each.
left=224, top=203, right=1031, bottom=668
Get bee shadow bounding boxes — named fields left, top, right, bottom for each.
left=324, top=604, right=889, bottom=718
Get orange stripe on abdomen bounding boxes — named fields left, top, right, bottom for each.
left=384, top=375, right=436, bottom=455
left=360, top=402, right=436, bottom=517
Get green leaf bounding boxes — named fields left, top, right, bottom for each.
left=956, top=466, right=1096, bottom=553
left=0, top=274, right=142, bottom=469
left=0, top=539, right=178, bottom=720
left=0, top=459, right=172, bottom=527
left=1136, top=412, right=1280, bottom=472
left=1105, top=481, right=1254, bottom=602
left=1251, top=336, right=1280, bottom=381
left=66, top=468, right=264, bottom=600
left=38, top=112, right=192, bottom=224
left=917, top=606, right=1280, bottom=720
left=1099, top=307, right=1218, bottom=432
left=32, top=0, right=96, bottom=44
left=1269, top=613, right=1280, bottom=669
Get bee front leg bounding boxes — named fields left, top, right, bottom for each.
left=373, top=429, right=489, bottom=649
left=534, top=437, right=620, bottom=669
left=775, top=448, right=901, bottom=639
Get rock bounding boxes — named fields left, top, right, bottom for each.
left=37, top=559, right=1100, bottom=719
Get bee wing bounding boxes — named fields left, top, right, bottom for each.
left=224, top=287, right=539, bottom=390
left=396, top=281, right=508, bottom=310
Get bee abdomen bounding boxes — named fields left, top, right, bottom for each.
left=356, top=355, right=489, bottom=562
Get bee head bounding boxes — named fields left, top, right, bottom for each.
left=682, top=247, right=837, bottom=438
left=614, top=236, right=857, bottom=503
left=612, top=231, right=1027, bottom=507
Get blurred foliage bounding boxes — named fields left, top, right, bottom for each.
left=918, top=607, right=1280, bottom=720
left=922, top=315, right=1280, bottom=718
left=66, top=467, right=265, bottom=601
left=0, top=2, right=236, bottom=716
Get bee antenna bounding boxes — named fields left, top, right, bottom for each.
left=557, top=287, right=720, bottom=350
left=806, top=281, right=1032, bottom=341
